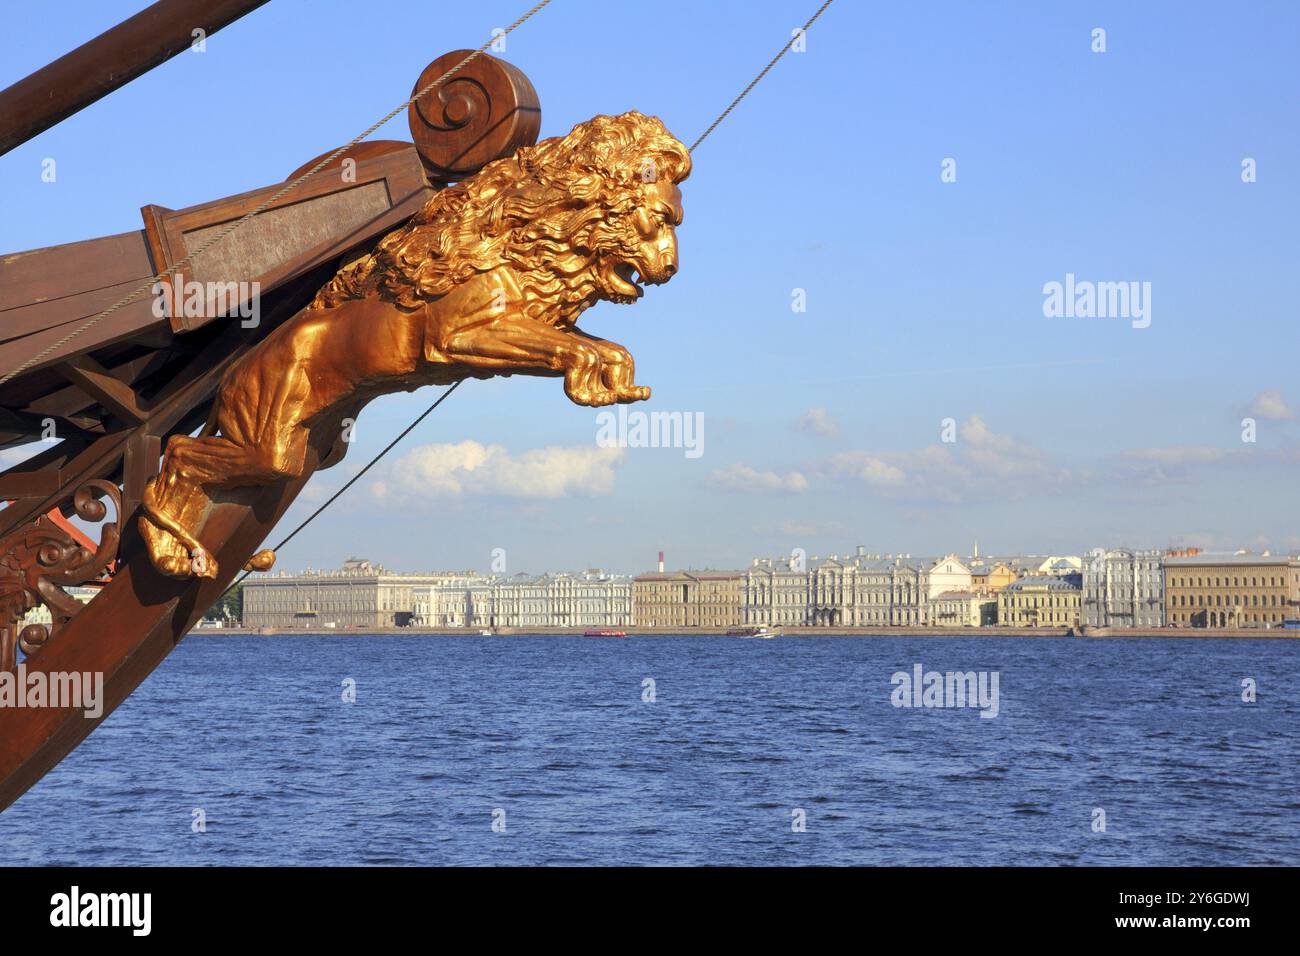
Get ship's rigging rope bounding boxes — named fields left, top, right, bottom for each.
left=689, top=0, right=834, bottom=153
left=220, top=379, right=464, bottom=598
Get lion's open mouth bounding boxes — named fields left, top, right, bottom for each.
left=600, top=260, right=643, bottom=301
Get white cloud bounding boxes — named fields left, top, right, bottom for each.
left=795, top=406, right=840, bottom=438
left=824, top=416, right=1073, bottom=503
left=1118, top=446, right=1228, bottom=467
left=1108, top=444, right=1240, bottom=485
left=706, top=463, right=809, bottom=494
left=833, top=454, right=907, bottom=488
left=1246, top=389, right=1294, bottom=421
left=378, top=440, right=626, bottom=499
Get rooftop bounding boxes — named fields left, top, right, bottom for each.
left=1004, top=574, right=1082, bottom=591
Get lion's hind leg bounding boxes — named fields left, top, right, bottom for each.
left=140, top=426, right=309, bottom=579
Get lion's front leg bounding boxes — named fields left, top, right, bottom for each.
left=439, top=319, right=628, bottom=407
left=576, top=332, right=650, bottom=404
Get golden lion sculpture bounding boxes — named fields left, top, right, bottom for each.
left=139, top=111, right=690, bottom=579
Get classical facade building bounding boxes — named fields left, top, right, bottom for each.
left=491, top=572, right=632, bottom=628
left=834, top=554, right=929, bottom=626
left=242, top=558, right=459, bottom=628
left=416, top=571, right=631, bottom=628
left=412, top=574, right=495, bottom=627
left=927, top=555, right=973, bottom=599
left=1163, top=552, right=1300, bottom=628
left=748, top=549, right=931, bottom=627
left=998, top=573, right=1083, bottom=627
left=1082, top=548, right=1164, bottom=628
left=246, top=561, right=631, bottom=629
left=633, top=570, right=744, bottom=628
left=634, top=570, right=690, bottom=629
left=930, top=590, right=997, bottom=627
left=743, top=558, right=810, bottom=626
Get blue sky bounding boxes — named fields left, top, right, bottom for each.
left=2, top=0, right=1298, bottom=575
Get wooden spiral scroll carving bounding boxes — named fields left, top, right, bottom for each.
left=0, top=479, right=121, bottom=671
left=407, top=49, right=541, bottom=183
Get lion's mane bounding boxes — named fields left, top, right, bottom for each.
left=310, top=111, right=691, bottom=327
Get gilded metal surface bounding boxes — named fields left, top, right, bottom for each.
left=140, top=111, right=689, bottom=579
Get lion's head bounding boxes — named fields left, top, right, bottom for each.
left=312, top=111, right=690, bottom=327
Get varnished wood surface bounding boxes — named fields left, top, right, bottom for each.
left=0, top=0, right=271, bottom=156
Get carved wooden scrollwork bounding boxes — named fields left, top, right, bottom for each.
left=0, top=479, right=121, bottom=672
left=407, top=49, right=541, bottom=183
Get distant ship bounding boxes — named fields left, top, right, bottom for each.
left=727, top=626, right=780, bottom=639
left=583, top=629, right=627, bottom=637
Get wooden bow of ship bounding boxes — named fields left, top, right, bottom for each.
left=0, top=1, right=543, bottom=811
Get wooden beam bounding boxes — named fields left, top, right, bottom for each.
left=122, top=431, right=162, bottom=522
left=0, top=0, right=271, bottom=156
left=57, top=355, right=148, bottom=424
left=0, top=406, right=101, bottom=440
left=0, top=471, right=60, bottom=500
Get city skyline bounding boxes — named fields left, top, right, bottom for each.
left=247, top=539, right=1296, bottom=580
left=237, top=546, right=1300, bottom=632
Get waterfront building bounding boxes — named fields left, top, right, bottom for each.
left=809, top=555, right=853, bottom=626
left=490, top=571, right=632, bottom=628
left=970, top=562, right=1017, bottom=594
left=998, top=573, right=1083, bottom=627
left=927, top=555, right=973, bottom=599
left=930, top=590, right=997, bottom=627
left=412, top=574, right=495, bottom=627
left=884, top=558, right=929, bottom=626
left=751, top=548, right=931, bottom=627
left=827, top=552, right=929, bottom=627
left=245, top=560, right=632, bottom=630
left=743, top=558, right=810, bottom=626
left=1163, top=552, right=1300, bottom=628
left=633, top=569, right=744, bottom=628
left=242, top=558, right=461, bottom=628
left=416, top=570, right=631, bottom=629
left=1082, top=548, right=1164, bottom=628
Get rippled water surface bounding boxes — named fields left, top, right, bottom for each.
left=2, top=634, right=1296, bottom=865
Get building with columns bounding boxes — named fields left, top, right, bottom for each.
left=245, top=561, right=631, bottom=629
left=1082, top=548, right=1164, bottom=628
left=998, top=573, right=1083, bottom=627
left=743, top=558, right=810, bottom=627
left=242, top=558, right=461, bottom=628
left=746, top=548, right=931, bottom=627
left=930, top=590, right=997, bottom=627
left=418, top=571, right=632, bottom=629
